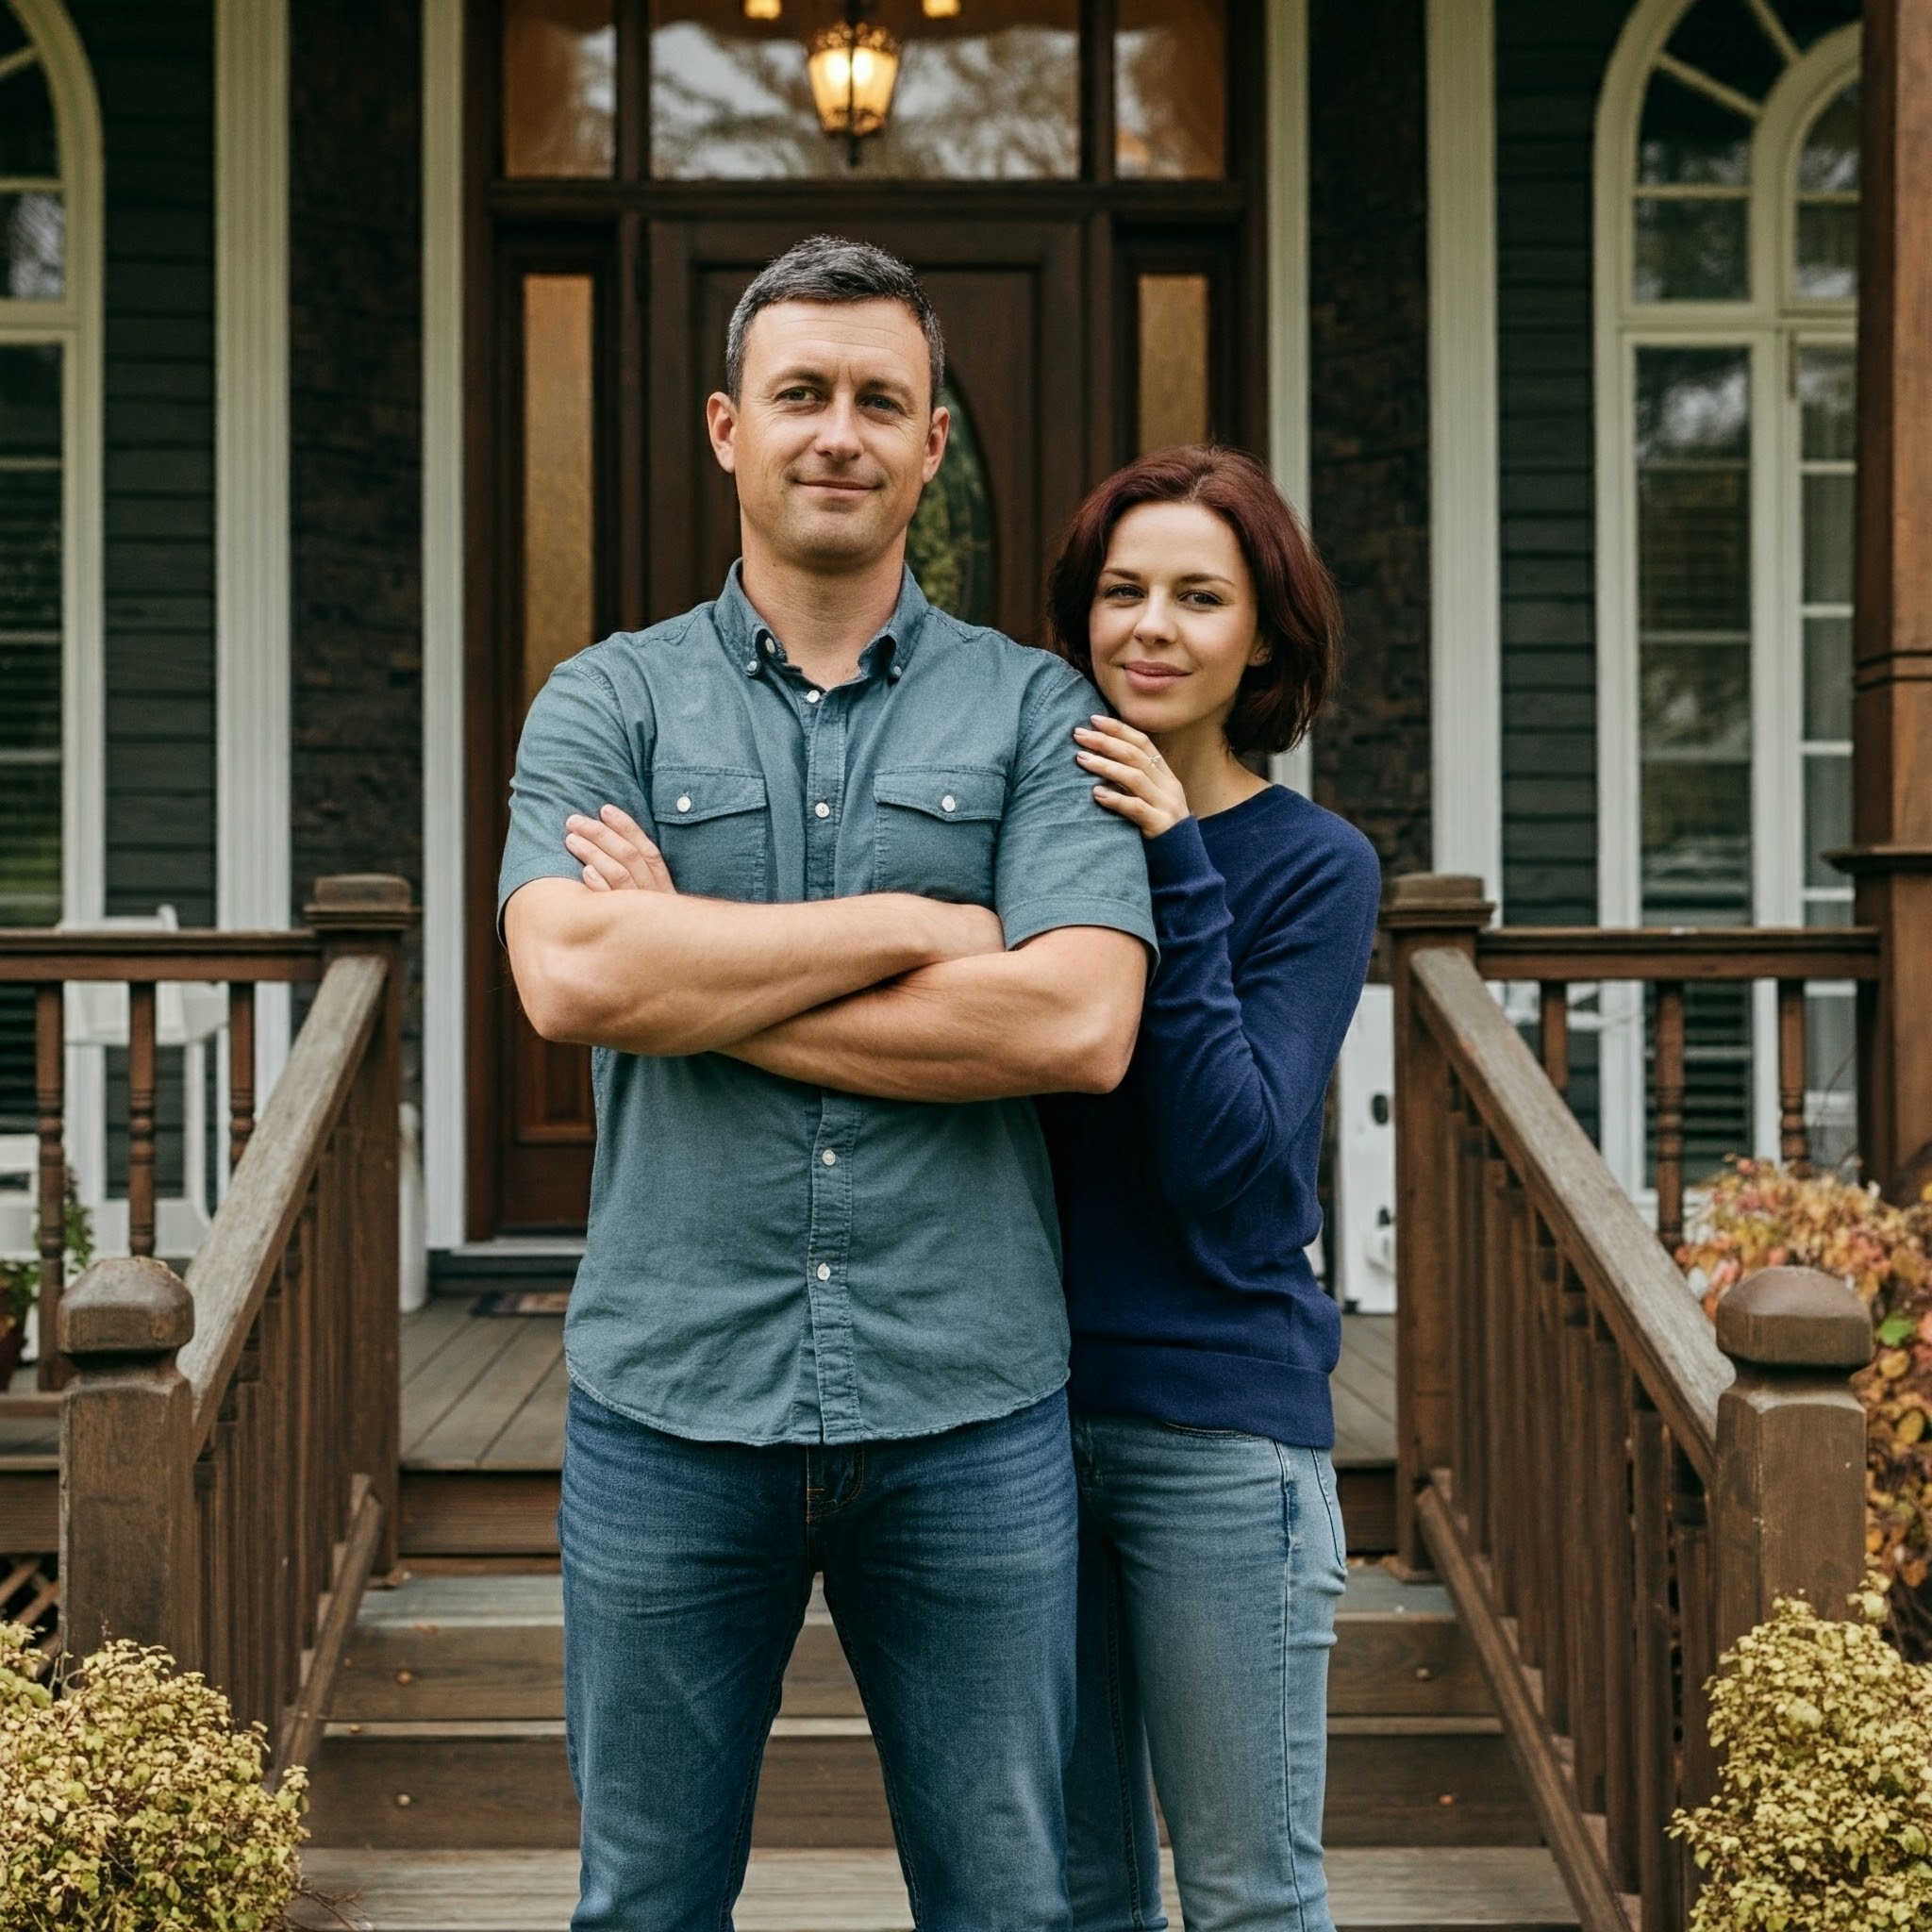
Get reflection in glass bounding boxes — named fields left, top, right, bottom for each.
left=1636, top=347, right=1753, bottom=932
left=1804, top=757, right=1851, bottom=889
left=907, top=381, right=994, bottom=625
left=1802, top=474, right=1854, bottom=605
left=503, top=0, right=616, bottom=177
left=1117, top=0, right=1225, bottom=179
left=0, top=19, right=57, bottom=179
left=1795, top=85, right=1859, bottom=299
left=1634, top=195, right=1747, bottom=303
left=1137, top=274, right=1210, bottom=454
left=1664, top=0, right=1784, bottom=107
left=2, top=193, right=61, bottom=300
left=1798, top=84, right=1859, bottom=192
left=0, top=343, right=63, bottom=935
left=1799, top=343, right=1855, bottom=459
left=1804, top=616, right=1852, bottom=741
left=651, top=0, right=1077, bottom=179
left=1638, top=71, right=1751, bottom=185
left=522, top=276, right=597, bottom=712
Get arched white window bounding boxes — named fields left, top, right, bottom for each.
left=0, top=0, right=100, bottom=1167
left=1594, top=0, right=1860, bottom=1194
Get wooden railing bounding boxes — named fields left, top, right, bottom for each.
left=1388, top=875, right=1875, bottom=1932
left=36, top=875, right=408, bottom=1775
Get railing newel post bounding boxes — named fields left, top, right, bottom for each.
left=59, top=1257, right=200, bottom=1668
left=1383, top=873, right=1495, bottom=1574
left=1710, top=1265, right=1873, bottom=1657
left=302, top=874, right=411, bottom=1575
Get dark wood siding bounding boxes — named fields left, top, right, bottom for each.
left=73, top=0, right=217, bottom=925
left=1493, top=0, right=1631, bottom=927
left=288, top=0, right=423, bottom=1046
left=1308, top=0, right=1433, bottom=881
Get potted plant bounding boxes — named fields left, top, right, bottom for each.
left=1670, top=1581, right=1932, bottom=1929
left=0, top=1169, right=94, bottom=1387
left=1, top=1619, right=316, bottom=1929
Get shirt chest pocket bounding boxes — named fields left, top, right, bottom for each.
left=652, top=767, right=771, bottom=902
left=873, top=768, right=1005, bottom=906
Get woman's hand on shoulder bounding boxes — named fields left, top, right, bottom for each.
left=1074, top=716, right=1191, bottom=841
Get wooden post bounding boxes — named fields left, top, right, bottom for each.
left=303, top=874, right=410, bottom=1573
left=1841, top=2, right=1932, bottom=1202
left=1385, top=873, right=1495, bottom=1573
left=1711, top=1265, right=1872, bottom=1657
left=59, top=1257, right=200, bottom=1666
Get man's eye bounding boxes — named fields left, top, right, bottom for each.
left=777, top=387, right=818, bottom=403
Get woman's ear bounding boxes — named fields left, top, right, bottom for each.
left=1247, top=632, right=1274, bottom=670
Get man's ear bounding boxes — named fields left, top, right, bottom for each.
left=706, top=391, right=739, bottom=475
left=922, top=404, right=951, bottom=486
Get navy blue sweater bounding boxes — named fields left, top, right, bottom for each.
left=1041, top=785, right=1381, bottom=1448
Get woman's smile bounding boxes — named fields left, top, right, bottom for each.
left=1120, top=658, right=1189, bottom=694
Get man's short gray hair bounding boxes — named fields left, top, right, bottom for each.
left=724, top=235, right=945, bottom=409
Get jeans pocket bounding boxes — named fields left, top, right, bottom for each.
left=1310, top=1450, right=1349, bottom=1581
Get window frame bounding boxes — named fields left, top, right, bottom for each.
left=1593, top=3, right=1860, bottom=1197
left=0, top=0, right=102, bottom=937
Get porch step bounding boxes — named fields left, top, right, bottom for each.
left=292, top=1846, right=1579, bottom=1929
left=309, top=1567, right=1532, bottom=1853
left=397, top=1463, right=1404, bottom=1558
left=333, top=1566, right=1490, bottom=1725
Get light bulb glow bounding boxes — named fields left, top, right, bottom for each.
left=742, top=0, right=781, bottom=18
left=807, top=20, right=901, bottom=144
left=923, top=0, right=961, bottom=16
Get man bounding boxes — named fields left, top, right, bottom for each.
left=501, top=235, right=1154, bottom=1931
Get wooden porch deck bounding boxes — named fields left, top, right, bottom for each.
left=400, top=1301, right=1396, bottom=1472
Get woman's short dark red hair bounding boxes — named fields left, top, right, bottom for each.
left=1044, top=444, right=1341, bottom=758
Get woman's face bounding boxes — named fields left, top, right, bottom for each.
left=1085, top=501, right=1267, bottom=740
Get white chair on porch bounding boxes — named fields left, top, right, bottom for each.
left=57, top=906, right=228, bottom=1261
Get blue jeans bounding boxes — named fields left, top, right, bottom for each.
left=1065, top=1414, right=1349, bottom=1932
left=559, top=1383, right=1078, bottom=1931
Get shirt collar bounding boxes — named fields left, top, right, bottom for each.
left=714, top=560, right=932, bottom=686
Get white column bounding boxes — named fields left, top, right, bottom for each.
left=423, top=0, right=468, bottom=1248
left=1267, top=0, right=1313, bottom=797
left=1425, top=0, right=1503, bottom=903
left=215, top=0, right=292, bottom=1095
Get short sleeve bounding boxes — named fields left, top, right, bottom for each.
left=496, top=650, right=655, bottom=935
left=994, top=662, right=1158, bottom=955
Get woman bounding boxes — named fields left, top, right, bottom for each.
left=1041, top=444, right=1380, bottom=1932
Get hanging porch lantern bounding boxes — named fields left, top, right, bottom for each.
left=808, top=2, right=901, bottom=166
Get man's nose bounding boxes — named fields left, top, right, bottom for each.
left=814, top=393, right=865, bottom=458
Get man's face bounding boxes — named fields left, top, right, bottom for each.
left=707, top=298, right=949, bottom=575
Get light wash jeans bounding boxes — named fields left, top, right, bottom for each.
left=1065, top=1412, right=1349, bottom=1932
left=559, top=1382, right=1079, bottom=1932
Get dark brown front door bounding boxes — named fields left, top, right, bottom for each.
left=473, top=220, right=1093, bottom=1234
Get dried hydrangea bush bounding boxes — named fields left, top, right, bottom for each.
left=0, top=1620, right=309, bottom=1930
left=1671, top=1584, right=1932, bottom=1931
left=1679, top=1161, right=1932, bottom=1600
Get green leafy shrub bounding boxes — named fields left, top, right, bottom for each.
left=0, top=1621, right=309, bottom=1930
left=1670, top=1582, right=1932, bottom=1930
left=0, top=1168, right=95, bottom=1338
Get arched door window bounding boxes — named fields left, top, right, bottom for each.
left=1595, top=0, right=1860, bottom=1193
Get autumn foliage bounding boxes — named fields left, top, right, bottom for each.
left=1678, top=1160, right=1932, bottom=1600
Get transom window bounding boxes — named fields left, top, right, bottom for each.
left=1601, top=0, right=1862, bottom=1191
left=499, top=0, right=1224, bottom=181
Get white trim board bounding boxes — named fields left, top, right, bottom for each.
left=1425, top=0, right=1502, bottom=902
left=1267, top=0, right=1312, bottom=797
left=422, top=0, right=467, bottom=1247
left=215, top=0, right=292, bottom=1095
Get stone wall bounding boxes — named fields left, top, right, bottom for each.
left=1307, top=0, right=1434, bottom=885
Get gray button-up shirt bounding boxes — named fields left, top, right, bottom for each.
left=498, top=567, right=1157, bottom=1445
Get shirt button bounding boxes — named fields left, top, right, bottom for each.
left=744, top=658, right=758, bottom=675
left=763, top=638, right=776, bottom=655
left=941, top=794, right=957, bottom=813
left=815, top=801, right=831, bottom=819
left=817, top=1263, right=831, bottom=1281
left=676, top=795, right=691, bottom=813
left=822, top=1148, right=838, bottom=1166
left=806, top=690, right=822, bottom=705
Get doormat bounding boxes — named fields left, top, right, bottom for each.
left=472, top=1290, right=572, bottom=1316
